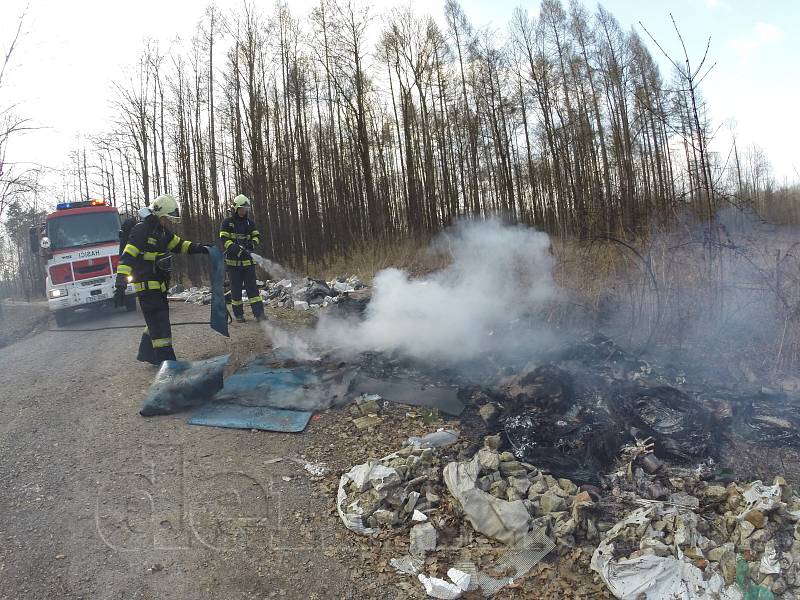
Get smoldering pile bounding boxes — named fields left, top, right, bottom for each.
left=336, top=427, right=800, bottom=599
left=324, top=331, right=800, bottom=598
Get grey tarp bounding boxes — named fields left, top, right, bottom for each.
left=139, top=355, right=230, bottom=416
left=209, top=245, right=229, bottom=337
left=212, top=353, right=356, bottom=411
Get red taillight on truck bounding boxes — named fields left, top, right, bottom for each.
left=49, top=263, right=73, bottom=284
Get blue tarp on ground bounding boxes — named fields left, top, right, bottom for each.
left=185, top=352, right=353, bottom=431
left=209, top=245, right=229, bottom=337
left=187, top=404, right=312, bottom=432
left=140, top=350, right=352, bottom=432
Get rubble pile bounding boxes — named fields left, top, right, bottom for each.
left=332, top=419, right=800, bottom=598
left=263, top=275, right=366, bottom=311
left=167, top=285, right=212, bottom=304
left=336, top=431, right=454, bottom=535
left=444, top=433, right=591, bottom=548
left=337, top=431, right=559, bottom=598
left=591, top=472, right=800, bottom=598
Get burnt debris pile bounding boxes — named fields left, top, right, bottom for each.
left=329, top=332, right=800, bottom=597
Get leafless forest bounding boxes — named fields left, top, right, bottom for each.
left=2, top=0, right=799, bottom=366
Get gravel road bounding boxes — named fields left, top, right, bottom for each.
left=0, top=302, right=366, bottom=600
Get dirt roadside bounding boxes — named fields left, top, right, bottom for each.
left=0, top=302, right=379, bottom=600
left=0, top=300, right=50, bottom=350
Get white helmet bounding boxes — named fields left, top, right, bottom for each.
left=151, top=194, right=181, bottom=223
left=233, top=194, right=251, bottom=211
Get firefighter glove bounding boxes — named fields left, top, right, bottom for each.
left=113, top=286, right=126, bottom=308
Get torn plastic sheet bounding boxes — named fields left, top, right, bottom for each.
left=213, top=353, right=355, bottom=411
left=443, top=455, right=555, bottom=553
left=351, top=376, right=465, bottom=416
left=208, top=245, right=229, bottom=337
left=139, top=355, right=229, bottom=416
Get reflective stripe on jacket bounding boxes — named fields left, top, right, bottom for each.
left=115, top=214, right=202, bottom=293
left=219, top=214, right=260, bottom=267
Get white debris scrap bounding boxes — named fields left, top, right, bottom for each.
left=446, top=568, right=471, bottom=592
left=417, top=574, right=463, bottom=600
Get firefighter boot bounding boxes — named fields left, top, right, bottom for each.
left=136, top=330, right=160, bottom=365
left=153, top=345, right=177, bottom=363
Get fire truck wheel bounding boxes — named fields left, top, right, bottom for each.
left=53, top=310, right=71, bottom=327
left=124, top=294, right=137, bottom=312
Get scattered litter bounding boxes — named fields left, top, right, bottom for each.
left=302, top=461, right=327, bottom=477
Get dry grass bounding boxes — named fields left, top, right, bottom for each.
left=304, top=237, right=450, bottom=283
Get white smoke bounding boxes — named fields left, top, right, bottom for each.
left=317, top=219, right=558, bottom=363
left=260, top=320, right=319, bottom=361
left=250, top=252, right=297, bottom=281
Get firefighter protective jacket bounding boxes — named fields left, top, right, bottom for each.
left=115, top=214, right=204, bottom=294
left=219, top=213, right=261, bottom=267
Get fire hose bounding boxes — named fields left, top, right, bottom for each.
left=46, top=320, right=220, bottom=332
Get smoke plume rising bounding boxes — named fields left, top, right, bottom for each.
left=317, top=219, right=557, bottom=363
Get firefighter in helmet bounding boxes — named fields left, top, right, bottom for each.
left=113, top=194, right=209, bottom=365
left=219, top=194, right=265, bottom=322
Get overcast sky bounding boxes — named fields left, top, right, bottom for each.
left=1, top=0, right=798, bottom=196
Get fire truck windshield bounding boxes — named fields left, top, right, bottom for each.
left=47, top=211, right=120, bottom=251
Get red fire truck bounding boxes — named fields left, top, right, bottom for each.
left=34, top=199, right=136, bottom=326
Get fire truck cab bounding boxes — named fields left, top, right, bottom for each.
left=35, top=199, right=136, bottom=326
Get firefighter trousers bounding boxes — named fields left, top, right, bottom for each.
left=136, top=291, right=176, bottom=364
left=228, top=264, right=264, bottom=318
